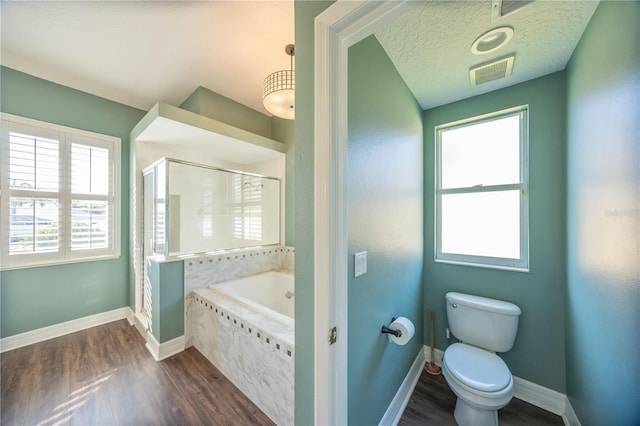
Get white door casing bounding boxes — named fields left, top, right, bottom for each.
left=313, top=2, right=420, bottom=424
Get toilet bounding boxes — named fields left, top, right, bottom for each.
left=442, top=292, right=521, bottom=426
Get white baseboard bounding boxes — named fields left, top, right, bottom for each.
left=561, top=396, right=581, bottom=426
left=132, top=312, right=148, bottom=339
left=125, top=308, right=135, bottom=326
left=145, top=332, right=185, bottom=361
left=427, top=346, right=578, bottom=422
left=424, top=345, right=444, bottom=366
left=379, top=348, right=426, bottom=426
left=513, top=376, right=565, bottom=416
left=0, top=306, right=134, bottom=353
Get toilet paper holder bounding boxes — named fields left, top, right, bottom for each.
left=381, top=317, right=402, bottom=338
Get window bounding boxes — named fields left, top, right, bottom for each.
left=232, top=173, right=264, bottom=242
left=435, top=106, right=529, bottom=271
left=1, top=114, right=121, bottom=269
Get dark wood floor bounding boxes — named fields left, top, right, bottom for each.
left=1, top=319, right=563, bottom=426
left=399, top=366, right=564, bottom=426
left=0, top=320, right=274, bottom=426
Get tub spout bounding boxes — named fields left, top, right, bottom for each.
left=285, top=291, right=294, bottom=299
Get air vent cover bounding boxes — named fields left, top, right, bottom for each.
left=470, top=55, right=515, bottom=86
left=491, top=0, right=534, bottom=21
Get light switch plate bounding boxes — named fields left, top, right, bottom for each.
left=354, top=251, right=367, bottom=277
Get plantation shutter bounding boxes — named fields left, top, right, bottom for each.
left=1, top=114, right=121, bottom=270
left=70, top=142, right=111, bottom=250
left=7, top=129, right=61, bottom=255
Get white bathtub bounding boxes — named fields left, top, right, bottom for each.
left=190, top=270, right=294, bottom=425
left=212, top=270, right=294, bottom=321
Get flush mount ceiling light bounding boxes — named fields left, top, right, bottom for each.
left=471, top=26, right=514, bottom=55
left=263, top=44, right=295, bottom=120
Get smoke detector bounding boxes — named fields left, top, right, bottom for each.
left=470, top=55, right=515, bottom=86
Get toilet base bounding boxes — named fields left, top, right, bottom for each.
left=453, top=398, right=499, bottom=426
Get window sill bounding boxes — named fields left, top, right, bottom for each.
left=0, top=253, right=122, bottom=271
left=434, top=258, right=529, bottom=273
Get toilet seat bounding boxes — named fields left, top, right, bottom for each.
left=444, top=343, right=511, bottom=392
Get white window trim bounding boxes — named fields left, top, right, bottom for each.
left=0, top=113, right=121, bottom=270
left=435, top=105, right=530, bottom=272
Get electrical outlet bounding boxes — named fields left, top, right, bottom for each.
left=354, top=251, right=367, bottom=277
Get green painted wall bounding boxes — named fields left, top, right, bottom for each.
left=294, top=1, right=334, bottom=424
left=0, top=66, right=145, bottom=338
left=180, top=86, right=273, bottom=139
left=423, top=72, right=567, bottom=392
left=348, top=35, right=423, bottom=425
left=147, top=260, right=185, bottom=344
left=565, top=2, right=640, bottom=424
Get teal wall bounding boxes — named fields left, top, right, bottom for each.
left=423, top=72, right=567, bottom=392
left=348, top=36, right=423, bottom=425
left=294, top=1, right=334, bottom=424
left=565, top=2, right=640, bottom=424
left=147, top=260, right=185, bottom=344
left=180, top=86, right=273, bottom=139
left=0, top=66, right=145, bottom=338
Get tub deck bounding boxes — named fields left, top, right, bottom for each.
left=193, top=282, right=294, bottom=347
left=188, top=270, right=295, bottom=425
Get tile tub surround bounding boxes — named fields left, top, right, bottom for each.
left=184, top=246, right=295, bottom=295
left=191, top=287, right=294, bottom=425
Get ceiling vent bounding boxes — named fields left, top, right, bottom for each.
left=470, top=55, right=515, bottom=86
left=491, top=0, right=534, bottom=21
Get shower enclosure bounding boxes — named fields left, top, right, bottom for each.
left=142, top=158, right=280, bottom=322
left=143, top=158, right=280, bottom=257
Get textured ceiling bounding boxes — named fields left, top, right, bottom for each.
left=1, top=1, right=294, bottom=114
left=1, top=1, right=598, bottom=116
left=375, top=0, right=599, bottom=110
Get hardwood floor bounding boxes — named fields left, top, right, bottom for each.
left=2, top=319, right=563, bottom=426
left=0, top=320, right=274, bottom=426
left=399, top=367, right=564, bottom=426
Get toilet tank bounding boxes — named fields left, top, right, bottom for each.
left=446, top=292, right=521, bottom=353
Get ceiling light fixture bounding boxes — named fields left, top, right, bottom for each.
left=471, top=26, right=514, bottom=55
left=263, top=44, right=295, bottom=120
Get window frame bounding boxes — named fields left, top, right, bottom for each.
left=435, top=105, right=529, bottom=271
left=1, top=113, right=121, bottom=270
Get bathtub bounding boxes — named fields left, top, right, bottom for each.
left=213, top=270, right=294, bottom=323
left=190, top=270, right=294, bottom=425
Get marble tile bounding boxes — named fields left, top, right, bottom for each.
left=185, top=247, right=295, bottom=425
left=184, top=245, right=295, bottom=295
left=191, top=289, right=294, bottom=425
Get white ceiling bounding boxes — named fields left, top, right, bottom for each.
left=375, top=0, right=599, bottom=110
left=1, top=1, right=598, bottom=116
left=1, top=1, right=295, bottom=114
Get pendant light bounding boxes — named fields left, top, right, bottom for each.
left=263, top=44, right=295, bottom=120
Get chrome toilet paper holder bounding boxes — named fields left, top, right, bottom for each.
left=381, top=317, right=402, bottom=338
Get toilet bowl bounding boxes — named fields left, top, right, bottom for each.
left=442, top=292, right=521, bottom=426
left=442, top=343, right=514, bottom=425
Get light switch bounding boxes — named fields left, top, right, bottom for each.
left=354, top=251, right=367, bottom=277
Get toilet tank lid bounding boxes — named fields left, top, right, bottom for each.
left=446, top=292, right=521, bottom=315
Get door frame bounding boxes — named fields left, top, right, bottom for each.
left=313, top=1, right=419, bottom=424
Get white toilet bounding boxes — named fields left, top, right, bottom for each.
left=442, top=292, right=521, bottom=426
